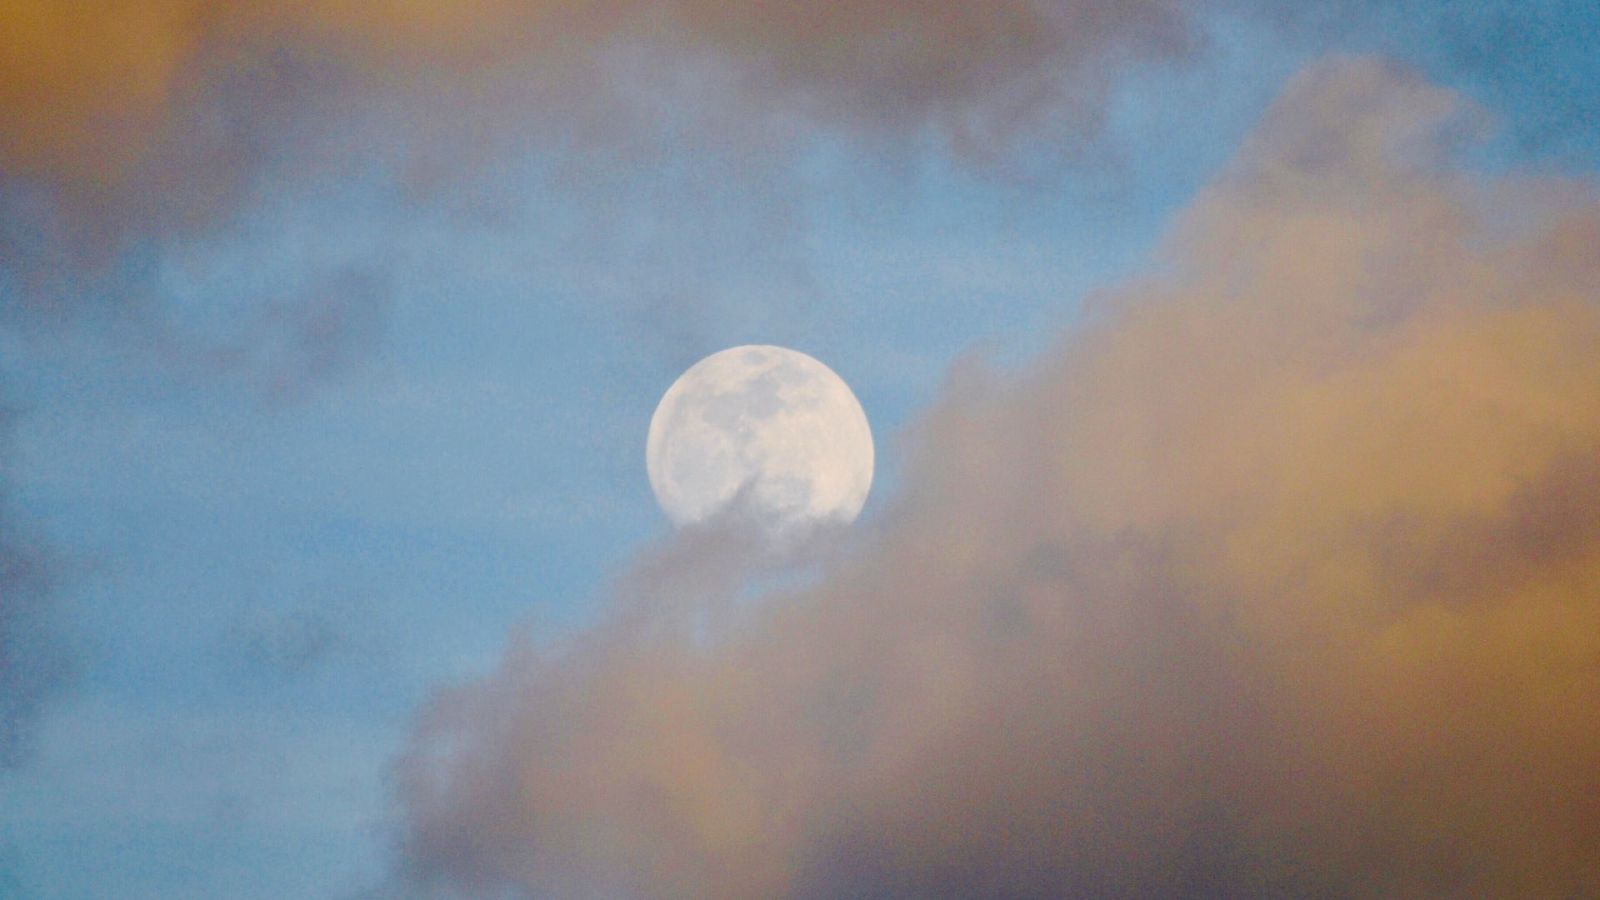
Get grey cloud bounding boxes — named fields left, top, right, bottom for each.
left=0, top=412, right=71, bottom=769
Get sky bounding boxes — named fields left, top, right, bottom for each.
left=1, top=2, right=1598, bottom=897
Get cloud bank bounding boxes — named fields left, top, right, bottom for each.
left=391, top=58, right=1600, bottom=897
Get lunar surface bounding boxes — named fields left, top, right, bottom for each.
left=646, top=345, right=874, bottom=531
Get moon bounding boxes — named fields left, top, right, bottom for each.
left=647, top=345, right=874, bottom=532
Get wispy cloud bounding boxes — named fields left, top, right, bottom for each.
left=0, top=0, right=1231, bottom=402
left=0, top=408, right=71, bottom=768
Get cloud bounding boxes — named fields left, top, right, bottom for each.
left=1265, top=1, right=1600, bottom=162
left=5, top=3, right=1589, bottom=383
left=0, top=0, right=1198, bottom=192
left=0, top=530, right=66, bottom=768
left=0, top=0, right=1221, bottom=402
left=389, top=58, right=1600, bottom=897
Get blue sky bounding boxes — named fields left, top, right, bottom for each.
left=2, top=2, right=1599, bottom=896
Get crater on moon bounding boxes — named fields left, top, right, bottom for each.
left=646, top=345, right=874, bottom=532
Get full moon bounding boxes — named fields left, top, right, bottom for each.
left=646, top=345, right=874, bottom=531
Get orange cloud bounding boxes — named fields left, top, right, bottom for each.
left=392, top=58, right=1600, bottom=897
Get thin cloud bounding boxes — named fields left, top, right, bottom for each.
left=0, top=0, right=1216, bottom=398
left=0, top=410, right=71, bottom=769
left=0, top=0, right=1198, bottom=193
